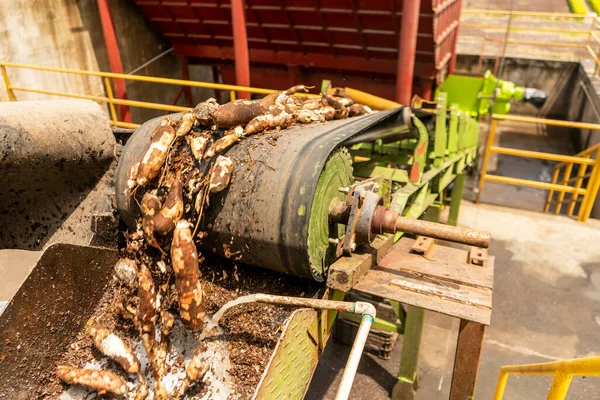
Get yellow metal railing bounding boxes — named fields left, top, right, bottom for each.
left=0, top=61, right=284, bottom=129
left=460, top=9, right=600, bottom=76
left=494, top=356, right=600, bottom=400
left=476, top=114, right=600, bottom=222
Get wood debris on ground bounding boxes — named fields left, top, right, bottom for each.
left=56, top=86, right=374, bottom=398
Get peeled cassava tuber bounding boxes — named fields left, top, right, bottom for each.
left=171, top=220, right=205, bottom=330
left=136, top=265, right=157, bottom=352
left=114, top=258, right=138, bottom=286
left=208, top=156, right=234, bottom=194
left=193, top=97, right=219, bottom=126
left=127, top=118, right=176, bottom=189
left=153, top=178, right=184, bottom=235
left=175, top=112, right=195, bottom=137
left=89, top=326, right=141, bottom=374
left=56, top=365, right=129, bottom=395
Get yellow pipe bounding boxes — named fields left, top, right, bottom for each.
left=493, top=371, right=510, bottom=400
left=586, top=45, right=600, bottom=67
left=0, top=61, right=276, bottom=95
left=462, top=9, right=587, bottom=18
left=483, top=175, right=587, bottom=194
left=490, top=146, right=595, bottom=165
left=110, top=120, right=140, bottom=129
left=230, top=90, right=236, bottom=101
left=544, top=167, right=561, bottom=213
left=459, top=36, right=586, bottom=48
left=1, top=65, right=15, bottom=101
left=567, top=163, right=589, bottom=216
left=579, top=154, right=600, bottom=222
left=492, top=114, right=600, bottom=130
left=342, top=87, right=401, bottom=110
left=461, top=24, right=590, bottom=35
left=498, top=356, right=600, bottom=376
left=104, top=77, right=119, bottom=124
left=476, top=120, right=497, bottom=204
left=10, top=86, right=192, bottom=113
left=555, top=163, right=573, bottom=214
left=547, top=374, right=573, bottom=400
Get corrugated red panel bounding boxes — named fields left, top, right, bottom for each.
left=132, top=0, right=461, bottom=97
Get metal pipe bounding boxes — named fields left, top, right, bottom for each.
left=396, top=0, right=421, bottom=104
left=231, top=0, right=251, bottom=99
left=250, top=294, right=375, bottom=400
left=97, top=0, right=131, bottom=122
left=371, top=206, right=491, bottom=248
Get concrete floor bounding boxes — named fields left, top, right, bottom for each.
left=306, top=201, right=600, bottom=400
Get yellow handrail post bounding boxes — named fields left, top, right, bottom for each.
left=544, top=166, right=561, bottom=212
left=230, top=91, right=237, bottom=101
left=586, top=17, right=597, bottom=49
left=104, top=77, right=119, bottom=125
left=493, top=370, right=509, bottom=400
left=554, top=163, right=573, bottom=214
left=578, top=150, right=600, bottom=222
left=546, top=373, right=573, bottom=400
left=476, top=119, right=497, bottom=204
left=1, top=65, right=16, bottom=101
left=567, top=162, right=589, bottom=216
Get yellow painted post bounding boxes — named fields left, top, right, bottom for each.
left=230, top=91, right=237, bottom=101
left=586, top=18, right=597, bottom=48
left=476, top=119, right=497, bottom=204
left=104, top=77, right=119, bottom=124
left=554, top=163, right=573, bottom=214
left=493, top=371, right=509, bottom=400
left=579, top=151, right=600, bottom=222
left=544, top=166, right=561, bottom=212
left=568, top=162, right=589, bottom=217
left=546, top=373, right=573, bottom=400
left=1, top=65, right=16, bottom=101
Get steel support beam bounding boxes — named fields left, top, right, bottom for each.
left=396, top=0, right=421, bottom=104
left=448, top=0, right=463, bottom=74
left=231, top=0, right=251, bottom=99
left=97, top=0, right=131, bottom=122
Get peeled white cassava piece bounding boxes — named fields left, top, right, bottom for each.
left=56, top=365, right=129, bottom=395
left=171, top=220, right=204, bottom=330
left=114, top=258, right=138, bottom=286
left=89, top=326, right=140, bottom=374
left=175, top=112, right=195, bottom=137
left=203, top=126, right=244, bottom=159
left=153, top=178, right=184, bottom=235
left=136, top=265, right=157, bottom=352
left=127, top=118, right=176, bottom=189
left=208, top=156, right=234, bottom=194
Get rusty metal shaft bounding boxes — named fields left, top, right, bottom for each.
left=371, top=206, right=491, bottom=248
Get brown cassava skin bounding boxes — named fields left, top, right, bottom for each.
left=212, top=100, right=265, bottom=128
left=175, top=112, right=195, bottom=137
left=348, top=103, right=373, bottom=117
left=171, top=220, right=204, bottom=330
left=245, top=108, right=295, bottom=136
left=132, top=119, right=176, bottom=187
left=176, top=348, right=208, bottom=398
left=56, top=365, right=129, bottom=395
left=153, top=178, right=184, bottom=235
left=208, top=156, right=234, bottom=194
left=89, top=327, right=140, bottom=374
left=136, top=265, right=157, bottom=352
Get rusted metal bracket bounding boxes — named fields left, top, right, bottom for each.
left=468, top=247, right=488, bottom=267
left=409, top=236, right=435, bottom=259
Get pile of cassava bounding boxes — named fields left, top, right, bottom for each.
left=55, top=86, right=373, bottom=399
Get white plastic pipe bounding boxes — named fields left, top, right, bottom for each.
left=252, top=294, right=376, bottom=400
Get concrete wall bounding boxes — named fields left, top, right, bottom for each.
left=0, top=0, right=104, bottom=103
left=0, top=0, right=213, bottom=124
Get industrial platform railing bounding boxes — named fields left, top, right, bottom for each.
left=477, top=114, right=600, bottom=222
left=493, top=355, right=600, bottom=400
left=0, top=61, right=284, bottom=129
left=460, top=9, right=600, bottom=76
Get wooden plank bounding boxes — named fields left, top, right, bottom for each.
left=449, top=320, right=486, bottom=400
left=379, top=238, right=494, bottom=290
left=326, top=234, right=393, bottom=292
left=354, top=269, right=492, bottom=325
